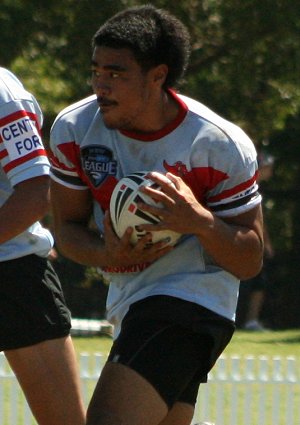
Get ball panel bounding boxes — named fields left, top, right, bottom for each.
left=110, top=171, right=181, bottom=246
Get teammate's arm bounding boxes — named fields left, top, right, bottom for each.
left=0, top=175, right=50, bottom=244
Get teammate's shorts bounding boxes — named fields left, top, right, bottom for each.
left=107, top=295, right=235, bottom=408
left=0, top=254, right=71, bottom=351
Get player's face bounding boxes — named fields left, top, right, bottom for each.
left=91, top=46, right=155, bottom=132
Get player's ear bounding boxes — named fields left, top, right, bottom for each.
left=152, top=64, right=168, bottom=87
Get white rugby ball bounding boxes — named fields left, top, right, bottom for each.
left=109, top=171, right=181, bottom=246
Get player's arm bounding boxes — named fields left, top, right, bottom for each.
left=50, top=180, right=106, bottom=266
left=199, top=204, right=263, bottom=280
left=50, top=180, right=170, bottom=267
left=138, top=172, right=264, bottom=280
left=0, top=175, right=50, bottom=244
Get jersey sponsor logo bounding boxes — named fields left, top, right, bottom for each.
left=101, top=262, right=151, bottom=273
left=0, top=114, right=43, bottom=160
left=81, top=145, right=117, bottom=187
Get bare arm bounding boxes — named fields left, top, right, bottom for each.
left=0, top=175, right=50, bottom=244
left=50, top=180, right=171, bottom=267
left=138, top=172, right=264, bottom=280
left=197, top=205, right=263, bottom=280
left=50, top=180, right=103, bottom=265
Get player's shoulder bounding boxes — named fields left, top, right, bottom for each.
left=53, top=94, right=98, bottom=124
left=179, top=93, right=242, bottom=133
left=178, top=93, right=257, bottom=168
left=180, top=94, right=254, bottom=148
left=0, top=67, right=30, bottom=104
left=0, top=68, right=43, bottom=128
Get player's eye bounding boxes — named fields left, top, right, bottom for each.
left=110, top=72, right=120, bottom=79
left=91, top=69, right=101, bottom=78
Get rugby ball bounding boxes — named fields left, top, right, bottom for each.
left=109, top=171, right=181, bottom=246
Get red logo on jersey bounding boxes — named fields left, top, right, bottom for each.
left=163, top=160, right=188, bottom=177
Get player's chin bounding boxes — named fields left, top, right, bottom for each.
left=100, top=110, right=120, bottom=129
left=102, top=116, right=119, bottom=129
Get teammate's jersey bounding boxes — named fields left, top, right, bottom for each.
left=50, top=89, right=261, bottom=336
left=0, top=68, right=53, bottom=260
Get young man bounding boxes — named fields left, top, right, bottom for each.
left=49, top=5, right=264, bottom=425
left=0, top=67, right=85, bottom=425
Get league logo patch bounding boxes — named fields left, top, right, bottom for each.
left=81, top=146, right=117, bottom=187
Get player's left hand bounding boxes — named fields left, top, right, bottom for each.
left=102, top=209, right=173, bottom=267
left=138, top=171, right=209, bottom=236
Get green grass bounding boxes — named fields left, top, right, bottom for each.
left=72, top=328, right=300, bottom=357
left=224, top=329, right=300, bottom=357
left=73, top=334, right=113, bottom=355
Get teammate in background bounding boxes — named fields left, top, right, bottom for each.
left=243, top=152, right=275, bottom=331
left=49, top=5, right=263, bottom=425
left=0, top=68, right=85, bottom=425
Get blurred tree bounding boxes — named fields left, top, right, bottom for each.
left=2, top=0, right=299, bottom=325
left=1, top=0, right=125, bottom=122
left=2, top=0, right=299, bottom=139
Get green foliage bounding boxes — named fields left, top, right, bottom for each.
left=2, top=0, right=126, bottom=118
left=182, top=0, right=300, bottom=139
left=3, top=0, right=299, bottom=134
left=1, top=0, right=299, bottom=323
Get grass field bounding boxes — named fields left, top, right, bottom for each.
left=223, top=328, right=300, bottom=357
left=72, top=328, right=300, bottom=357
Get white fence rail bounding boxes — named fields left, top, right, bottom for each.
left=0, top=353, right=299, bottom=425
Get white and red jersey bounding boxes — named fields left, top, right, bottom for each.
left=50, top=89, right=261, bottom=336
left=0, top=68, right=53, bottom=260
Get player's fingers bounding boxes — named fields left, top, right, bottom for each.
left=134, top=231, right=153, bottom=250
left=147, top=171, right=176, bottom=193
left=165, top=172, right=184, bottom=190
left=119, top=226, right=134, bottom=246
left=137, top=201, right=173, bottom=224
left=138, top=188, right=175, bottom=210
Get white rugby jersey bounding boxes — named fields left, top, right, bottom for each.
left=0, top=68, right=53, bottom=260
left=50, top=89, right=261, bottom=336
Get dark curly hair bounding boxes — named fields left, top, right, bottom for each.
left=92, top=4, right=191, bottom=89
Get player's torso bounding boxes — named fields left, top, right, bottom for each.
left=53, top=93, right=257, bottom=232
left=66, top=103, right=221, bottom=213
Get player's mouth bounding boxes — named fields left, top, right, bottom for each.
left=97, top=97, right=117, bottom=112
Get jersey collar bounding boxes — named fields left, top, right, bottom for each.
left=119, top=89, right=188, bottom=141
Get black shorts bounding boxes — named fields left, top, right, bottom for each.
left=107, top=295, right=235, bottom=408
left=0, top=254, right=71, bottom=351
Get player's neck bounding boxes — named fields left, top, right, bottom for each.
left=134, top=90, right=179, bottom=134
